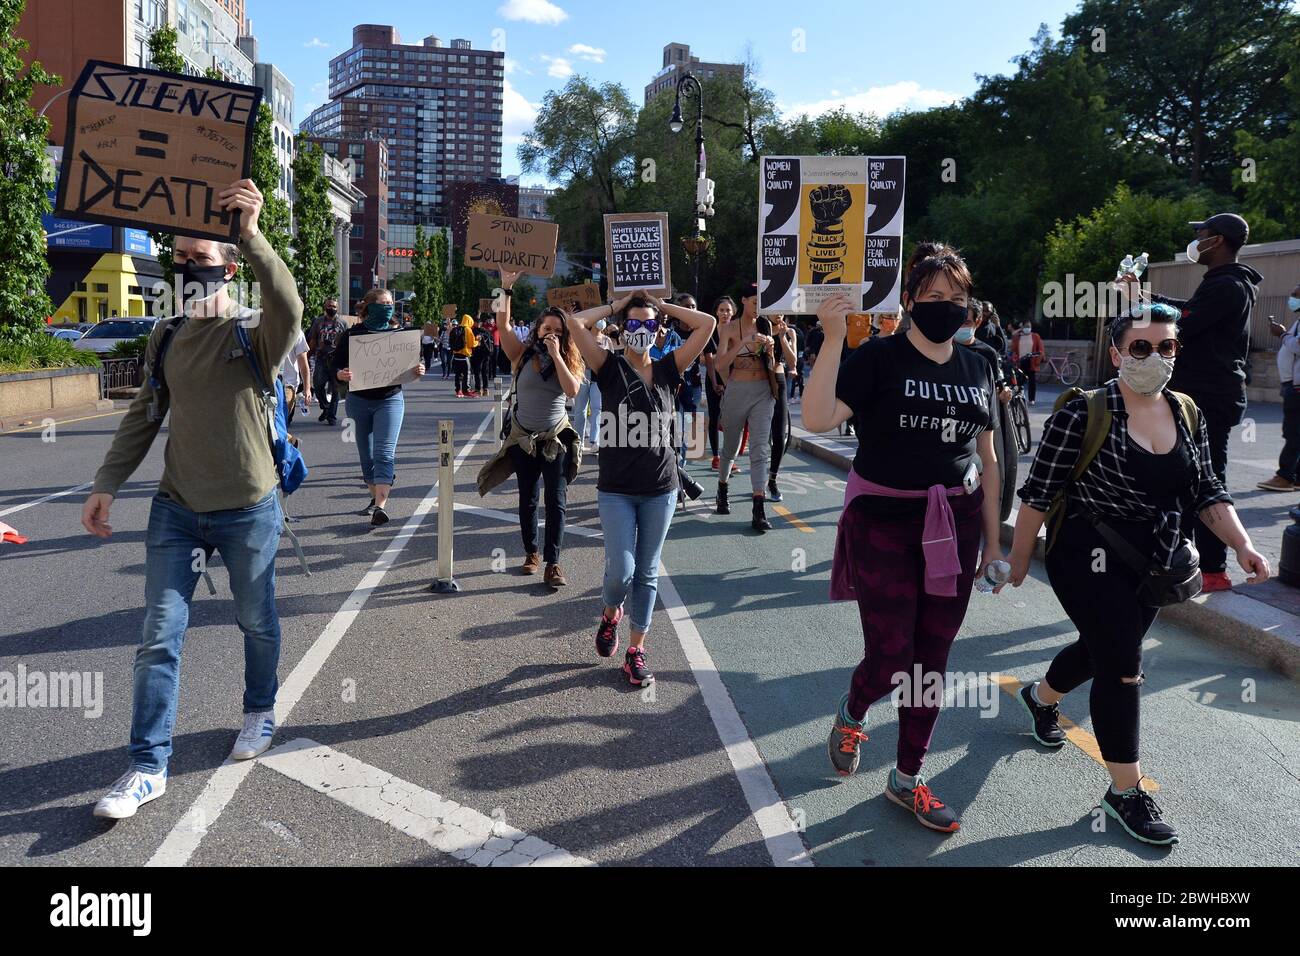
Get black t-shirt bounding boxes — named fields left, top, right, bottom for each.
left=963, top=338, right=1005, bottom=388
left=835, top=334, right=996, bottom=507
left=332, top=325, right=404, bottom=400
left=594, top=353, right=682, bottom=496
left=806, top=326, right=825, bottom=359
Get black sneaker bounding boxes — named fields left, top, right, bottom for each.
left=623, top=645, right=654, bottom=686
left=751, top=496, right=772, bottom=533
left=325, top=417, right=338, bottom=426
left=1018, top=682, right=1066, bottom=748
left=595, top=607, right=622, bottom=658
left=716, top=482, right=730, bottom=515
left=358, top=498, right=376, bottom=516
left=1101, top=784, right=1179, bottom=846
left=767, top=477, right=783, bottom=502
left=318, top=412, right=328, bottom=423
left=370, top=506, right=389, bottom=527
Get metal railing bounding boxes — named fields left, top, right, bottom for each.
left=99, top=358, right=142, bottom=397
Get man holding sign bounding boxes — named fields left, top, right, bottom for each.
left=83, top=178, right=305, bottom=819
left=331, top=288, right=426, bottom=527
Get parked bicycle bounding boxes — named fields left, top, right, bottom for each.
left=1041, top=348, right=1082, bottom=386
left=1003, top=358, right=1033, bottom=456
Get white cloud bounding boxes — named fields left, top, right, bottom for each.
left=303, top=37, right=329, bottom=49
left=567, top=43, right=605, bottom=63
left=497, top=0, right=568, bottom=25
left=501, top=78, right=540, bottom=147
left=539, top=55, right=573, bottom=79
left=503, top=56, right=531, bottom=76
left=311, top=81, right=328, bottom=96
left=779, top=81, right=959, bottom=119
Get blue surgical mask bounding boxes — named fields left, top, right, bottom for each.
left=1289, top=296, right=1300, bottom=313
left=954, top=327, right=976, bottom=344
left=364, top=303, right=394, bottom=330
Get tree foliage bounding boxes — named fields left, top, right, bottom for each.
left=291, top=136, right=337, bottom=327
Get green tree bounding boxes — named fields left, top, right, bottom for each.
left=0, top=0, right=57, bottom=330
left=1062, top=0, right=1300, bottom=191
left=290, top=136, right=337, bottom=328
left=1235, top=39, right=1300, bottom=237
left=145, top=26, right=187, bottom=287
left=1043, top=183, right=1214, bottom=332
left=429, top=228, right=449, bottom=314
left=410, top=224, right=446, bottom=328
left=248, top=102, right=291, bottom=263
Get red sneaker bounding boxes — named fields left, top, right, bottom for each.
left=710, top=455, right=720, bottom=471
left=455, top=391, right=465, bottom=398
left=1201, top=571, right=1233, bottom=593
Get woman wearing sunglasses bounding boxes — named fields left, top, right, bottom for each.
left=567, top=291, right=715, bottom=686
left=1007, top=303, right=1269, bottom=847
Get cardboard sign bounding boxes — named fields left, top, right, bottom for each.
left=465, top=213, right=558, bottom=278
left=55, top=61, right=262, bottom=242
left=442, top=304, right=459, bottom=321
left=757, top=155, right=905, bottom=315
left=348, top=330, right=423, bottom=390
left=478, top=297, right=496, bottom=317
left=604, top=213, right=671, bottom=297
left=545, top=283, right=603, bottom=312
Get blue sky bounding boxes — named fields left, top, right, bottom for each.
left=249, top=0, right=1083, bottom=185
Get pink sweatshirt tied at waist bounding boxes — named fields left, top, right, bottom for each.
left=830, top=469, right=967, bottom=600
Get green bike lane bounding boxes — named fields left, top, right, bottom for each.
left=664, top=447, right=1300, bottom=867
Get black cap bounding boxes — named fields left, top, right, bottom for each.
left=1189, top=213, right=1249, bottom=247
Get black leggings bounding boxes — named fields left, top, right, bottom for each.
left=706, top=375, right=722, bottom=457
left=453, top=356, right=471, bottom=393
left=508, top=442, right=568, bottom=564
left=770, top=373, right=788, bottom=478
left=1044, top=513, right=1159, bottom=764
left=473, top=357, right=492, bottom=393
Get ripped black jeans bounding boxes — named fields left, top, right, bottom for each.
left=1043, top=512, right=1159, bottom=764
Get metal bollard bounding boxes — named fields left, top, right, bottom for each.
left=429, top=418, right=460, bottom=593
left=1280, top=505, right=1300, bottom=587
left=494, top=378, right=504, bottom=450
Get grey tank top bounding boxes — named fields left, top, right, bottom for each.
left=514, top=355, right=567, bottom=432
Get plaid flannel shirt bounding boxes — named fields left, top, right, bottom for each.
left=1018, top=380, right=1232, bottom=569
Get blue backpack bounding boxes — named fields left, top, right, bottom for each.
left=151, top=315, right=307, bottom=494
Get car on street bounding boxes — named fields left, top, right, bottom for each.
left=72, top=319, right=159, bottom=356
left=43, top=327, right=86, bottom=343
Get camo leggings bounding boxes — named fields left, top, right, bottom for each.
left=842, top=490, right=984, bottom=776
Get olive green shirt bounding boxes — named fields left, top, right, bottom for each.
left=92, top=232, right=304, bottom=513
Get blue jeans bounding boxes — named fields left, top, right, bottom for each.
left=131, top=490, right=283, bottom=772
left=346, top=391, right=405, bottom=486
left=574, top=377, right=602, bottom=445
left=597, top=491, right=676, bottom=634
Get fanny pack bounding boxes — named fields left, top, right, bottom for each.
left=1083, top=511, right=1201, bottom=607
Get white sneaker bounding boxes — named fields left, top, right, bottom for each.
left=93, top=768, right=167, bottom=819
left=230, top=709, right=276, bottom=760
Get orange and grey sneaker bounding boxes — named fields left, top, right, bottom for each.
left=884, top=769, right=961, bottom=833
left=827, top=693, right=868, bottom=776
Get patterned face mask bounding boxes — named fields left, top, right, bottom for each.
left=1119, top=353, right=1175, bottom=396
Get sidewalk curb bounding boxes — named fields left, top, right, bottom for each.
left=0, top=399, right=116, bottom=433
left=792, top=427, right=1300, bottom=679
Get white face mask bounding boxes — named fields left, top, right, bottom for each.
left=1119, top=353, right=1175, bottom=396
left=595, top=319, right=607, bottom=331
left=625, top=328, right=655, bottom=354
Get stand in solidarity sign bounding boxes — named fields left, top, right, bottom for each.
left=604, top=213, right=671, bottom=297
left=55, top=61, right=263, bottom=242
left=757, top=156, right=905, bottom=315
left=465, top=213, right=559, bottom=278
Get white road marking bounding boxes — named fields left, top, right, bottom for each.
left=453, top=501, right=601, bottom=538
left=456, top=497, right=812, bottom=867
left=146, top=409, right=495, bottom=867
left=0, top=481, right=93, bottom=519
left=260, top=739, right=592, bottom=867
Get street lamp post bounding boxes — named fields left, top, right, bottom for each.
left=669, top=72, right=713, bottom=301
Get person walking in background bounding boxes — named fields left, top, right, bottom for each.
left=1013, top=319, right=1043, bottom=405
left=573, top=318, right=610, bottom=451
left=1127, top=213, right=1262, bottom=592
left=332, top=288, right=425, bottom=527
left=451, top=313, right=477, bottom=397
left=1259, top=281, right=1300, bottom=492
left=703, top=296, right=737, bottom=473
left=439, top=319, right=453, bottom=379
left=766, top=314, right=799, bottom=502
left=567, top=291, right=715, bottom=686
left=280, top=329, right=311, bottom=444
left=421, top=317, right=438, bottom=374
left=306, top=297, right=346, bottom=426
left=472, top=313, right=495, bottom=397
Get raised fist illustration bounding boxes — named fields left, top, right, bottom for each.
left=809, top=185, right=852, bottom=230
left=807, top=185, right=852, bottom=285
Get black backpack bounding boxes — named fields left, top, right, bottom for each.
left=450, top=324, right=467, bottom=352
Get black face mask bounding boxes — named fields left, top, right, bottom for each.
left=325, top=307, right=338, bottom=317
left=177, top=261, right=231, bottom=300
left=909, top=300, right=969, bottom=344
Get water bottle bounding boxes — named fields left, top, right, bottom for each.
left=974, top=559, right=1011, bottom=593
left=1132, top=252, right=1149, bottom=278
left=298, top=393, right=309, bottom=416
left=1115, top=254, right=1135, bottom=281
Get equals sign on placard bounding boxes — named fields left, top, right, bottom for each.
left=136, top=129, right=169, bottom=159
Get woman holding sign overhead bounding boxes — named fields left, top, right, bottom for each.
left=332, top=288, right=425, bottom=528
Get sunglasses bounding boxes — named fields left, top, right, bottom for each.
left=624, top=318, right=659, bottom=333
left=1118, top=338, right=1179, bottom=359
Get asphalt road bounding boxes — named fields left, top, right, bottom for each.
left=1, top=372, right=1297, bottom=866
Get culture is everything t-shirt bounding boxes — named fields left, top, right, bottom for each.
left=835, top=333, right=996, bottom=499
left=594, top=353, right=681, bottom=496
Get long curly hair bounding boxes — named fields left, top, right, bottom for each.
left=520, top=306, right=583, bottom=377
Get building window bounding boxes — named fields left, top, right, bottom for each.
left=351, top=224, right=364, bottom=238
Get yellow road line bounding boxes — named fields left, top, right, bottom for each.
left=1, top=409, right=127, bottom=435
left=993, top=675, right=1159, bottom=791
left=772, top=503, right=814, bottom=533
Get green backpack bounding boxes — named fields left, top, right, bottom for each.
left=1043, top=386, right=1199, bottom=553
